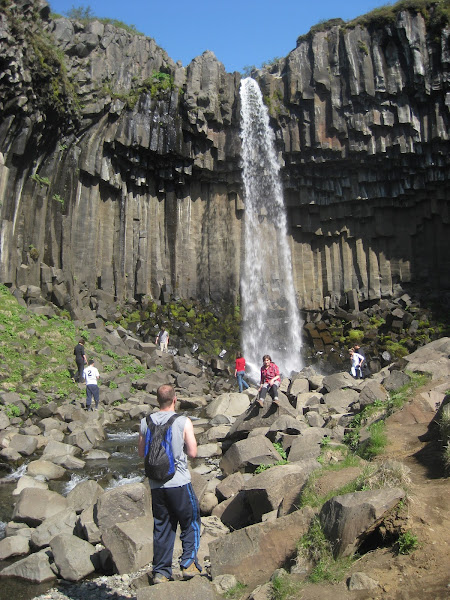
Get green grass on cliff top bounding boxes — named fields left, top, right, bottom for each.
left=297, top=0, right=450, bottom=43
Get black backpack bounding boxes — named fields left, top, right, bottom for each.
left=144, top=414, right=181, bottom=481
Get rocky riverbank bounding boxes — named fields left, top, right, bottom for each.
left=0, top=285, right=449, bottom=599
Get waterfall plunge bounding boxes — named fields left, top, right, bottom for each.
left=240, top=78, right=302, bottom=380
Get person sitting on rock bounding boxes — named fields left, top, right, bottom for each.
left=257, top=354, right=280, bottom=407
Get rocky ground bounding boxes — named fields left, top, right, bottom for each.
left=27, top=375, right=449, bottom=600
left=0, top=283, right=449, bottom=600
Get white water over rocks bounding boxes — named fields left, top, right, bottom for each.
left=240, top=78, right=302, bottom=380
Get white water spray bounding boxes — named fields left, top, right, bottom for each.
left=240, top=78, right=302, bottom=380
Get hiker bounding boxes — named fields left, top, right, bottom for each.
left=138, top=384, right=202, bottom=584
left=235, top=351, right=249, bottom=393
left=257, top=354, right=281, bottom=407
left=73, top=338, right=87, bottom=382
left=155, top=326, right=169, bottom=352
left=83, top=359, right=100, bottom=410
left=349, top=348, right=364, bottom=379
left=354, top=344, right=369, bottom=377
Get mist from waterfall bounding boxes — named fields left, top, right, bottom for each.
left=239, top=77, right=302, bottom=381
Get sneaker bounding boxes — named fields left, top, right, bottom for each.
left=181, top=562, right=201, bottom=579
left=153, top=573, right=170, bottom=584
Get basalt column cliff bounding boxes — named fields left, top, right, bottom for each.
left=0, top=0, right=448, bottom=314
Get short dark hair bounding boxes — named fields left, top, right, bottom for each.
left=157, top=384, right=176, bottom=408
left=79, top=339, right=85, bottom=344
left=88, top=359, right=94, bottom=365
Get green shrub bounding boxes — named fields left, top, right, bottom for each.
left=358, top=420, right=388, bottom=459
left=6, top=404, right=21, bottom=418
left=299, top=517, right=354, bottom=583
left=397, top=530, right=419, bottom=555
left=224, top=581, right=247, bottom=599
left=271, top=572, right=302, bottom=600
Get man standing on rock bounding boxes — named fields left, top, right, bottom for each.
left=73, top=338, right=87, bottom=382
left=155, top=325, right=169, bottom=352
left=138, top=384, right=202, bottom=584
left=83, top=359, right=100, bottom=410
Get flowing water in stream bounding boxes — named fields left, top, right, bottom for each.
left=239, top=77, right=302, bottom=381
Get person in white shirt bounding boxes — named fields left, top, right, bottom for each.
left=83, top=359, right=100, bottom=410
left=349, top=348, right=364, bottom=379
left=156, top=326, right=169, bottom=352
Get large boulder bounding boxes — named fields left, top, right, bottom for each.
left=288, top=428, right=334, bottom=461
left=30, top=509, right=77, bottom=550
left=8, top=434, right=38, bottom=456
left=0, top=548, right=56, bottom=583
left=0, top=535, right=30, bottom=560
left=101, top=515, right=153, bottom=574
left=206, top=392, right=251, bottom=418
left=66, top=479, right=104, bottom=514
left=216, top=472, right=245, bottom=502
left=358, top=381, right=389, bottom=408
left=319, top=487, right=405, bottom=557
left=209, top=507, right=315, bottom=588
left=244, top=460, right=320, bottom=520
left=26, top=459, right=66, bottom=480
left=404, top=338, right=450, bottom=380
left=322, top=372, right=357, bottom=392
left=322, top=388, right=359, bottom=413
left=50, top=533, right=96, bottom=581
left=42, top=440, right=80, bottom=460
left=226, top=395, right=298, bottom=441
left=13, top=475, right=48, bottom=496
left=94, top=482, right=151, bottom=533
left=12, top=488, right=68, bottom=527
left=219, top=435, right=282, bottom=476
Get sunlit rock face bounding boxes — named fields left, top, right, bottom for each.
left=0, top=1, right=448, bottom=313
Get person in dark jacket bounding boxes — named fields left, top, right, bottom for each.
left=73, top=339, right=87, bottom=382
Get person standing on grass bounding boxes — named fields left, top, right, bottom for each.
left=73, top=338, right=87, bottom=382
left=83, top=359, right=100, bottom=410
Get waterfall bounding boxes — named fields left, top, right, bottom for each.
left=239, top=77, right=302, bottom=381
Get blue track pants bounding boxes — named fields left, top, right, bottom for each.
left=151, top=482, right=201, bottom=578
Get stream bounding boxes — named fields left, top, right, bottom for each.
left=0, top=419, right=163, bottom=600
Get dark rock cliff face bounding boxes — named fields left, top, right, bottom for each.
left=0, top=0, right=448, bottom=315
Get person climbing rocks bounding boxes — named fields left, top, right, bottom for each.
left=155, top=326, right=169, bottom=352
left=354, top=344, right=369, bottom=377
left=257, top=354, right=281, bottom=407
left=235, top=351, right=250, bottom=393
left=349, top=348, right=364, bottom=379
left=73, top=338, right=87, bottom=382
left=83, top=359, right=100, bottom=410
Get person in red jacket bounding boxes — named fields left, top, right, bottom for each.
left=234, top=352, right=249, bottom=393
left=257, top=354, right=280, bottom=407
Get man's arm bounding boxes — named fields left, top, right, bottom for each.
left=183, top=418, right=197, bottom=459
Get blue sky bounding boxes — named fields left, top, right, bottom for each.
left=49, top=0, right=392, bottom=73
